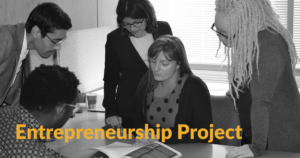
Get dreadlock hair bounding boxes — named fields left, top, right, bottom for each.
left=215, top=0, right=299, bottom=106
left=20, top=65, right=80, bottom=114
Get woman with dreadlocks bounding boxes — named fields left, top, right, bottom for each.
left=213, top=0, right=300, bottom=157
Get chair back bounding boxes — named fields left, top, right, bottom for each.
left=210, top=95, right=241, bottom=146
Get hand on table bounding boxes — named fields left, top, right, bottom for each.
left=226, top=144, right=254, bottom=158
left=133, top=130, right=159, bottom=146
left=106, top=116, right=122, bottom=128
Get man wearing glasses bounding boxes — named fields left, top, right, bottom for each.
left=0, top=65, right=80, bottom=157
left=0, top=2, right=72, bottom=107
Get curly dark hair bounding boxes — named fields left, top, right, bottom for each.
left=20, top=65, right=80, bottom=113
left=116, top=0, right=157, bottom=36
left=25, top=2, right=72, bottom=37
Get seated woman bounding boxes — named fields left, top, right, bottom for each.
left=134, top=35, right=214, bottom=144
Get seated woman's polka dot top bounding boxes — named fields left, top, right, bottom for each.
left=146, top=74, right=189, bottom=128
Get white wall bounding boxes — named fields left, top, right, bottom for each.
left=98, top=0, right=118, bottom=27
left=59, top=26, right=116, bottom=93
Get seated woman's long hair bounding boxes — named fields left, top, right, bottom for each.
left=135, top=35, right=193, bottom=115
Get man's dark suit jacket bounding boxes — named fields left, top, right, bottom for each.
left=103, top=21, right=173, bottom=123
left=0, top=23, right=31, bottom=107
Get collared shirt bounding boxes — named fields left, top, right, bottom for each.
left=11, top=29, right=29, bottom=86
left=0, top=104, right=67, bottom=157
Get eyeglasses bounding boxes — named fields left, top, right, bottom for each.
left=64, top=104, right=77, bottom=108
left=122, top=18, right=145, bottom=28
left=46, top=34, right=66, bottom=47
left=211, top=23, right=229, bottom=39
left=63, top=104, right=76, bottom=118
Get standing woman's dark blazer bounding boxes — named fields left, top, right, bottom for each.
left=103, top=21, right=173, bottom=127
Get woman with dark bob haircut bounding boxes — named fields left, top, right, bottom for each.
left=134, top=35, right=214, bottom=144
left=103, top=0, right=173, bottom=129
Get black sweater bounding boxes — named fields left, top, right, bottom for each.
left=134, top=75, right=214, bottom=144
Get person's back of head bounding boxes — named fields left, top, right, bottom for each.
left=25, top=2, right=72, bottom=37
left=116, top=0, right=157, bottom=36
left=20, top=65, right=80, bottom=129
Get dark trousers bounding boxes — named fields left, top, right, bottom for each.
left=230, top=86, right=252, bottom=145
left=121, top=115, right=135, bottom=129
left=235, top=87, right=268, bottom=149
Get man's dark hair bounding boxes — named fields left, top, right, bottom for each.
left=20, top=65, right=80, bottom=113
left=25, top=2, right=72, bottom=37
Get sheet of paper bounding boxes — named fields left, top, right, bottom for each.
left=84, top=142, right=140, bottom=158
left=84, top=141, right=181, bottom=158
left=123, top=143, right=179, bottom=158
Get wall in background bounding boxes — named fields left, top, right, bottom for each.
left=0, top=0, right=98, bottom=70
left=97, top=0, right=118, bottom=27
left=59, top=26, right=116, bottom=93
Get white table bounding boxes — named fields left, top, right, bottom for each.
left=46, top=112, right=300, bottom=158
